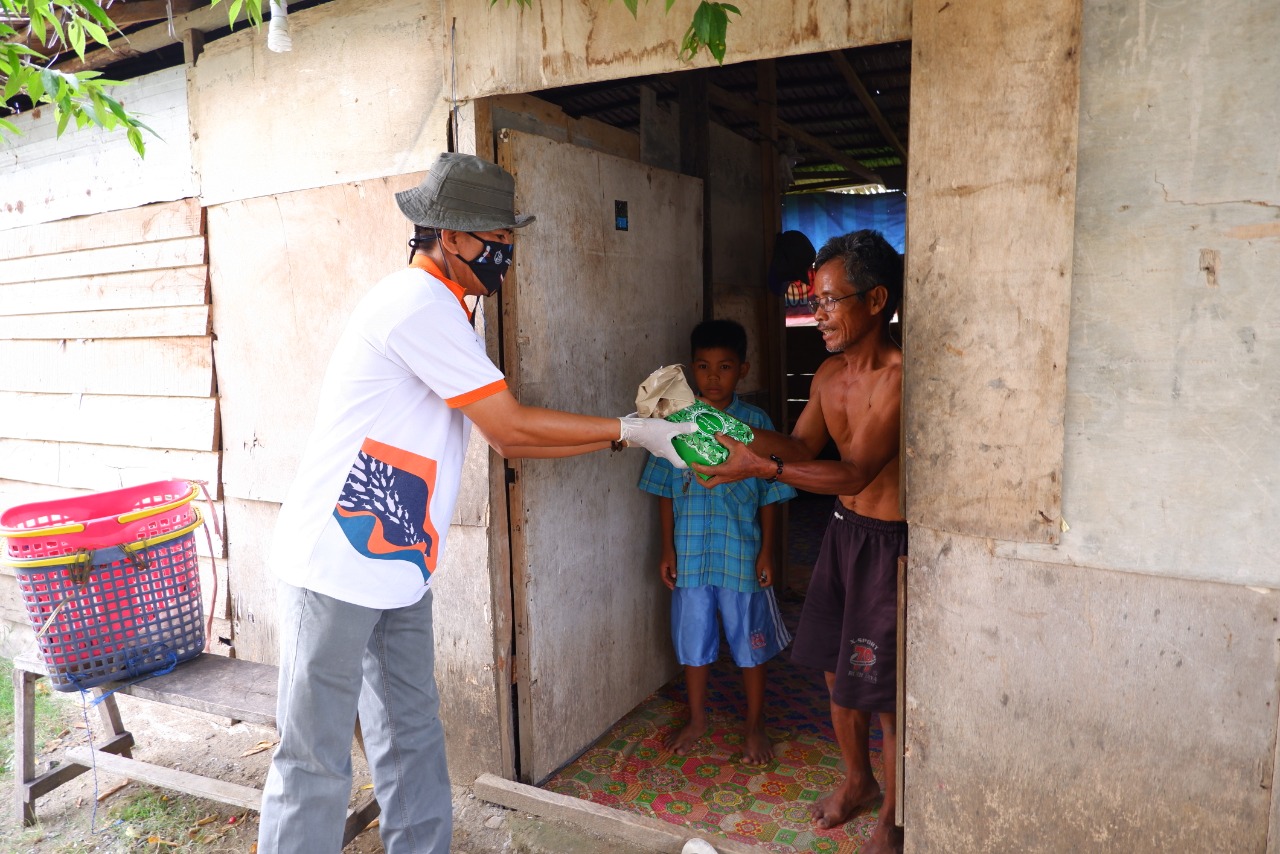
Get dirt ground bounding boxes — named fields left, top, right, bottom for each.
left=3, top=690, right=644, bottom=854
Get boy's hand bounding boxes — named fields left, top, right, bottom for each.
left=660, top=550, right=678, bottom=590
left=755, top=553, right=774, bottom=588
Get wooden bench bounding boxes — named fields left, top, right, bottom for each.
left=12, top=651, right=381, bottom=846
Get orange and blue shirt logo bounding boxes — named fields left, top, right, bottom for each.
left=333, top=438, right=441, bottom=580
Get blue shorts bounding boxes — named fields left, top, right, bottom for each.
left=671, top=584, right=792, bottom=668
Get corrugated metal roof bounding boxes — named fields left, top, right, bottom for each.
left=536, top=41, right=911, bottom=191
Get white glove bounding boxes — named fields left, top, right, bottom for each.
left=619, top=416, right=698, bottom=469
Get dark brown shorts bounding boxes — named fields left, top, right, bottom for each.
left=790, top=503, right=907, bottom=713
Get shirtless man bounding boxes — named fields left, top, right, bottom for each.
left=694, top=230, right=904, bottom=854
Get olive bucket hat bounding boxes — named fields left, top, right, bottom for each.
left=395, top=152, right=536, bottom=231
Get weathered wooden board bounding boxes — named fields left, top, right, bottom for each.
left=0, top=199, right=202, bottom=263
left=190, top=0, right=449, bottom=206
left=446, top=0, right=910, bottom=99
left=490, top=93, right=641, bottom=161
left=98, top=652, right=277, bottom=725
left=224, top=497, right=280, bottom=665
left=0, top=67, right=196, bottom=231
left=198, top=557, right=231, bottom=620
left=499, top=130, right=700, bottom=782
left=64, top=748, right=264, bottom=810
left=0, top=440, right=219, bottom=494
left=0, top=236, right=206, bottom=286
left=208, top=175, right=423, bottom=503
left=0, top=338, right=214, bottom=397
left=901, top=0, right=1081, bottom=544
left=474, top=773, right=760, bottom=854
left=428, top=524, right=510, bottom=782
left=0, top=573, right=27, bottom=626
left=0, top=392, right=217, bottom=451
left=0, top=306, right=209, bottom=340
left=707, top=124, right=766, bottom=397
left=0, top=267, right=208, bottom=317
left=904, top=525, right=1280, bottom=851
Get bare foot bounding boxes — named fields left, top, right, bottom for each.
left=860, top=814, right=903, bottom=854
left=810, top=777, right=881, bottom=829
left=740, top=722, right=773, bottom=766
left=663, top=717, right=708, bottom=755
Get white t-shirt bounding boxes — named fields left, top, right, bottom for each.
left=268, top=257, right=506, bottom=608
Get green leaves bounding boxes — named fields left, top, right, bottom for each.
left=680, top=1, right=739, bottom=63
left=0, top=0, right=211, bottom=155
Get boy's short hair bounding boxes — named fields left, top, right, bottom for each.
left=691, top=319, right=748, bottom=361
left=812, top=229, right=903, bottom=320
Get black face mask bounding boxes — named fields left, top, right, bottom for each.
left=460, top=233, right=513, bottom=296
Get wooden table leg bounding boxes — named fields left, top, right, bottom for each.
left=92, top=689, right=132, bottom=759
left=342, top=795, right=381, bottom=847
left=14, top=665, right=39, bottom=826
left=12, top=662, right=137, bottom=826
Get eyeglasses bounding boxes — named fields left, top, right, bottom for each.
left=806, top=291, right=870, bottom=314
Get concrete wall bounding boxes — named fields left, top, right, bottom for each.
left=1006, top=0, right=1280, bottom=587
left=905, top=0, right=1280, bottom=850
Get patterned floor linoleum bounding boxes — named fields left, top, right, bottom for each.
left=543, top=497, right=887, bottom=853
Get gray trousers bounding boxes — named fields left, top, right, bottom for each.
left=256, top=582, right=451, bottom=854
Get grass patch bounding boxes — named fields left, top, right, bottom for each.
left=0, top=658, right=79, bottom=776
left=4, top=787, right=255, bottom=853
left=105, top=787, right=253, bottom=850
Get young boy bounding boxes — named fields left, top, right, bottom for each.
left=638, top=320, right=797, bottom=765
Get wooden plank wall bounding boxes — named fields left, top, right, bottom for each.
left=446, top=0, right=910, bottom=100
left=0, top=199, right=229, bottom=647
left=189, top=0, right=448, bottom=207
left=207, top=175, right=424, bottom=663
left=0, top=66, right=196, bottom=231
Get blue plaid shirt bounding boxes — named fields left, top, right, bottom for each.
left=637, top=397, right=797, bottom=592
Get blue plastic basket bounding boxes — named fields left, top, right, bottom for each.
left=7, top=513, right=205, bottom=692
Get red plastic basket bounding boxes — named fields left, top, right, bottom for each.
left=7, top=512, right=205, bottom=692
left=1, top=480, right=198, bottom=561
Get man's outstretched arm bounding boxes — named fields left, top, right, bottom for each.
left=695, top=367, right=900, bottom=495
left=462, top=389, right=694, bottom=464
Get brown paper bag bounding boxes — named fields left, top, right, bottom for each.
left=635, top=364, right=696, bottom=418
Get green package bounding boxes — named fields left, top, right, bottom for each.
left=665, top=401, right=755, bottom=479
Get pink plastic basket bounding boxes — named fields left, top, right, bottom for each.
left=10, top=514, right=205, bottom=691
left=1, top=480, right=198, bottom=561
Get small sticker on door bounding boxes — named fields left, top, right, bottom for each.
left=615, top=200, right=629, bottom=231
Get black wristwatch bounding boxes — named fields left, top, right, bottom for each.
left=766, top=454, right=784, bottom=483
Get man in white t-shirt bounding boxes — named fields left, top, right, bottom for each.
left=256, top=152, right=695, bottom=854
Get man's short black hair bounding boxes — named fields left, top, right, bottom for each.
left=691, top=319, right=748, bottom=361
left=813, top=229, right=903, bottom=321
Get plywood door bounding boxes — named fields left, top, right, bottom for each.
left=498, top=130, right=703, bottom=783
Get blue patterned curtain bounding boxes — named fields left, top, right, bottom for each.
left=779, top=191, right=907, bottom=325
left=781, top=191, right=906, bottom=253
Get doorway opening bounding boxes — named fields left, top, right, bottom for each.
left=481, top=40, right=910, bottom=853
